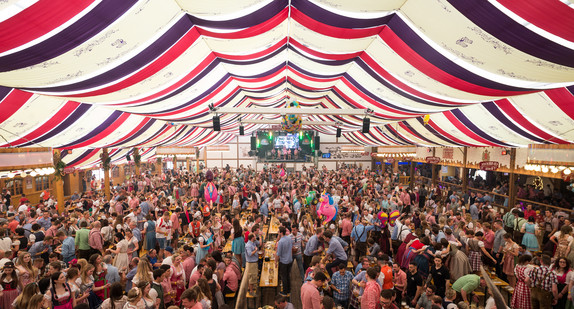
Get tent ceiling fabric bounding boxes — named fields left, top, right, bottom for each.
left=0, top=0, right=573, bottom=161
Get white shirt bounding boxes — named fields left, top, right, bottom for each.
left=0, top=237, right=11, bottom=252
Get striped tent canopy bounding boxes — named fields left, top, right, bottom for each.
left=1, top=0, right=574, bottom=167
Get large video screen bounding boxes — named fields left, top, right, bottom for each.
left=274, top=134, right=299, bottom=149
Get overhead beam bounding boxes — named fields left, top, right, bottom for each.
left=241, top=119, right=338, bottom=125
left=215, top=107, right=368, bottom=116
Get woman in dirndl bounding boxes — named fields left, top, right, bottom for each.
left=46, top=272, right=75, bottom=309
left=89, top=254, right=110, bottom=301
left=0, top=262, right=21, bottom=309
left=511, top=254, right=532, bottom=309
left=521, top=217, right=540, bottom=252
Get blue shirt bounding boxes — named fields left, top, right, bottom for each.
left=125, top=267, right=137, bottom=293
left=245, top=240, right=259, bottom=263
left=132, top=227, right=142, bottom=242
left=334, top=236, right=348, bottom=249
left=61, top=236, right=75, bottom=259
left=276, top=235, right=293, bottom=264
left=29, top=241, right=51, bottom=257
left=304, top=235, right=319, bottom=256
left=331, top=270, right=354, bottom=301
left=327, top=238, right=347, bottom=261
left=294, top=201, right=301, bottom=214
left=351, top=224, right=374, bottom=243
left=470, top=204, right=479, bottom=220
left=37, top=217, right=51, bottom=230
left=106, top=263, right=120, bottom=284
left=259, top=203, right=269, bottom=218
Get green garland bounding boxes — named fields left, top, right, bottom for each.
left=133, top=149, right=141, bottom=167
left=100, top=151, right=111, bottom=170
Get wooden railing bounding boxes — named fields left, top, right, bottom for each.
left=415, top=176, right=573, bottom=214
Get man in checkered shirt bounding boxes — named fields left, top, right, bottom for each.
left=528, top=254, right=558, bottom=309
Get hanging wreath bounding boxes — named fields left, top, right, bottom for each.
left=52, top=151, right=66, bottom=181
left=133, top=149, right=141, bottom=167
left=100, top=151, right=111, bottom=171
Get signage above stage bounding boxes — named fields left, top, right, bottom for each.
left=479, top=161, right=500, bottom=171
left=425, top=156, right=440, bottom=164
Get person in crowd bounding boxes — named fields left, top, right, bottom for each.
left=415, top=284, right=436, bottom=309
left=501, top=233, right=519, bottom=287
left=274, top=294, right=295, bottom=309
left=405, top=262, right=423, bottom=307
left=100, top=282, right=128, bottom=309
left=276, top=226, right=293, bottom=296
left=301, top=272, right=327, bottom=309
left=551, top=257, right=570, bottom=309
left=361, top=267, right=382, bottom=309
left=330, top=262, right=353, bottom=308
left=529, top=254, right=558, bottom=309
left=427, top=256, right=449, bottom=298
left=451, top=274, right=486, bottom=304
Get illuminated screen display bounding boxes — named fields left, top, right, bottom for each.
left=274, top=134, right=299, bottom=149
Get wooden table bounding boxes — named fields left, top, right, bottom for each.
left=222, top=238, right=232, bottom=253
left=268, top=217, right=280, bottom=235
left=260, top=261, right=278, bottom=287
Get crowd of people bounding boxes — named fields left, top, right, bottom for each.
left=0, top=163, right=572, bottom=309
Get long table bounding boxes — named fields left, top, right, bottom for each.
left=260, top=241, right=278, bottom=288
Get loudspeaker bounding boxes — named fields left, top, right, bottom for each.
left=362, top=117, right=370, bottom=133
left=250, top=136, right=256, bottom=150
left=213, top=115, right=220, bottom=131
left=126, top=154, right=131, bottom=161
left=336, top=128, right=342, bottom=138
left=314, top=136, right=320, bottom=149
left=239, top=125, right=244, bottom=136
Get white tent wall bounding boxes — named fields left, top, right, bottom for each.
left=203, top=133, right=373, bottom=171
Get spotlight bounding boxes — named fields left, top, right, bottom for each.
left=213, top=115, right=221, bottom=131
left=362, top=117, right=370, bottom=133
left=239, top=125, right=244, bottom=136
left=336, top=128, right=342, bottom=138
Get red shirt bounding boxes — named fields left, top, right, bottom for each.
left=524, top=210, right=537, bottom=221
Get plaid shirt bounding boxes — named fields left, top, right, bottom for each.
left=331, top=270, right=354, bottom=302
left=529, top=265, right=557, bottom=291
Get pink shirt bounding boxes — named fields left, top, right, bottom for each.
left=223, top=265, right=238, bottom=292
left=361, top=280, right=381, bottom=309
left=182, top=256, right=195, bottom=283
left=341, top=219, right=353, bottom=237
left=171, top=213, right=180, bottom=231
left=301, top=282, right=321, bottom=309
left=189, top=270, right=201, bottom=288
left=393, top=270, right=407, bottom=292
left=483, top=230, right=495, bottom=250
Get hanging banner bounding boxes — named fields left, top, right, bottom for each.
left=479, top=161, right=500, bottom=171
left=63, top=166, right=76, bottom=174
left=426, top=156, right=440, bottom=164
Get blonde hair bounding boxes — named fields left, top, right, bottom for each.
left=134, top=258, right=153, bottom=283
left=80, top=264, right=95, bottom=283
left=16, top=251, right=38, bottom=279
left=26, top=294, right=44, bottom=309
left=127, top=287, right=142, bottom=302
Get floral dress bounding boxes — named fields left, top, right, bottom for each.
left=511, top=265, right=531, bottom=309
